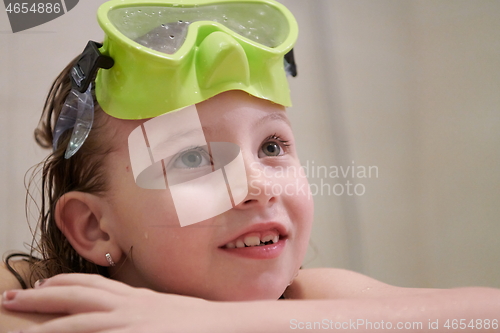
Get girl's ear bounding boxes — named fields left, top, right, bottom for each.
left=55, top=191, right=121, bottom=267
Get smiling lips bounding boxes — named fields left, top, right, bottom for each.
left=219, top=227, right=287, bottom=259
left=223, top=229, right=281, bottom=249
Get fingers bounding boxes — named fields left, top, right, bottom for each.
left=35, top=274, right=135, bottom=296
left=2, top=285, right=119, bottom=314
left=20, top=312, right=125, bottom=333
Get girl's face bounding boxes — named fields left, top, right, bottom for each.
left=103, top=90, right=314, bottom=301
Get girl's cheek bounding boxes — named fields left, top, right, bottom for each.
left=278, top=171, right=313, bottom=219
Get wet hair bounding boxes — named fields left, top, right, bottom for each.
left=4, top=56, right=114, bottom=288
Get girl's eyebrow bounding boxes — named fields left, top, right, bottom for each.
left=200, top=111, right=290, bottom=135
left=149, top=127, right=205, bottom=151
left=254, top=111, right=291, bottom=128
left=201, top=126, right=212, bottom=135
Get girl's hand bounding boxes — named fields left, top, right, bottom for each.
left=1, top=274, right=226, bottom=333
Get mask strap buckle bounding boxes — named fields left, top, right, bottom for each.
left=70, top=41, right=114, bottom=93
left=52, top=41, right=114, bottom=159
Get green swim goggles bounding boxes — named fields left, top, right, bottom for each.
left=53, top=0, right=298, bottom=158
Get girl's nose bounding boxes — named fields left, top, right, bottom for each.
left=234, top=159, right=277, bottom=210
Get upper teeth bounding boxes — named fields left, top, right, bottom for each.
left=224, top=230, right=280, bottom=249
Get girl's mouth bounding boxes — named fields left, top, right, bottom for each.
left=222, top=229, right=281, bottom=249
left=219, top=227, right=288, bottom=259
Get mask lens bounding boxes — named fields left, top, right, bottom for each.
left=108, top=2, right=290, bottom=54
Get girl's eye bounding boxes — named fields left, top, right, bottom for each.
left=261, top=142, right=282, bottom=157
left=259, top=134, right=290, bottom=158
left=172, top=148, right=211, bottom=169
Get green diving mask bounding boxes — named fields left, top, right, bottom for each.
left=53, top=0, right=298, bottom=157
left=96, top=0, right=298, bottom=119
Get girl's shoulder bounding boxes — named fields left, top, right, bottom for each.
left=285, top=268, right=431, bottom=300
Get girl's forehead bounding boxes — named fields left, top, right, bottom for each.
left=108, top=90, right=290, bottom=147
left=138, top=93, right=289, bottom=141
left=196, top=91, right=289, bottom=125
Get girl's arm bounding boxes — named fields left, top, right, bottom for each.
left=240, top=287, right=500, bottom=332
left=286, top=267, right=439, bottom=300
left=2, top=271, right=500, bottom=333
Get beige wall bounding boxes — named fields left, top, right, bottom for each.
left=1, top=0, right=499, bottom=289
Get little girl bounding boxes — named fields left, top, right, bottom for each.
left=1, top=0, right=499, bottom=332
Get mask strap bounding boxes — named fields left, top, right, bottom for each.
left=284, top=48, right=297, bottom=77
left=52, top=41, right=114, bottom=159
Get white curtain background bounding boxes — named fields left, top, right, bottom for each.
left=1, top=0, right=499, bottom=289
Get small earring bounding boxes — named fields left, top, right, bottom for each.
left=105, top=253, right=116, bottom=267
